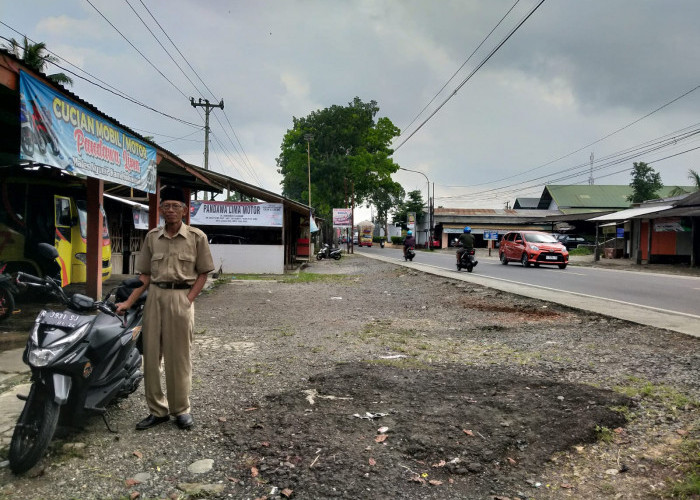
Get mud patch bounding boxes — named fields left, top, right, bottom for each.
left=225, top=362, right=629, bottom=499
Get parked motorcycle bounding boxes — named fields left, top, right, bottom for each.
left=0, top=262, right=19, bottom=321
left=9, top=243, right=145, bottom=474
left=316, top=243, right=342, bottom=260
left=456, top=248, right=478, bottom=272
left=404, top=247, right=415, bottom=262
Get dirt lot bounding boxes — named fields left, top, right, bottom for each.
left=1, top=255, right=699, bottom=499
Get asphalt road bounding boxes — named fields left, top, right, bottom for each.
left=354, top=245, right=700, bottom=338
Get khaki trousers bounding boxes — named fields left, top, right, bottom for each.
left=142, top=285, right=195, bottom=417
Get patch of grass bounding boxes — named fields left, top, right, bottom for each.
left=281, top=272, right=349, bottom=284
left=594, top=425, right=615, bottom=443
left=229, top=273, right=280, bottom=281
left=274, top=327, right=295, bottom=338
left=609, top=405, right=636, bottom=422
left=670, top=471, right=700, bottom=499
left=664, top=434, right=700, bottom=498
left=569, top=247, right=594, bottom=256
left=613, top=376, right=697, bottom=411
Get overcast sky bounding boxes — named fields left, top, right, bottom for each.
left=3, top=0, right=700, bottom=218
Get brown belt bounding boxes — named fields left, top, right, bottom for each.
left=152, top=282, right=191, bottom=290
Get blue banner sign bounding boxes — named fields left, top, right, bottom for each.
left=483, top=230, right=499, bottom=240
left=19, top=71, right=157, bottom=193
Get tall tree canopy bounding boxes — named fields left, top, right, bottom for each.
left=3, top=37, right=73, bottom=86
left=627, top=161, right=663, bottom=203
left=276, top=97, right=400, bottom=232
left=367, top=180, right=404, bottom=241
left=392, top=190, right=426, bottom=226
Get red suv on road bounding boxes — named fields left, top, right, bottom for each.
left=499, top=231, right=569, bottom=269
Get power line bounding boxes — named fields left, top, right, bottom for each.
left=134, top=0, right=258, bottom=183
left=85, top=0, right=190, bottom=100
left=123, top=0, right=206, bottom=98
left=0, top=23, right=202, bottom=128
left=394, top=0, right=546, bottom=152
left=398, top=0, right=521, bottom=137
left=438, top=129, right=700, bottom=202
left=460, top=83, right=700, bottom=189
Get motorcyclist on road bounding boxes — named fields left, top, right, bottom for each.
left=456, top=226, right=475, bottom=265
left=403, top=230, right=416, bottom=258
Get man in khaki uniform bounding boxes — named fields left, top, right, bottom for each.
left=117, top=186, right=214, bottom=430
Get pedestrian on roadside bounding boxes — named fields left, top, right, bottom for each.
left=116, top=185, right=214, bottom=431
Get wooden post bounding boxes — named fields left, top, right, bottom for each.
left=148, top=177, right=161, bottom=229
left=86, top=177, right=103, bottom=299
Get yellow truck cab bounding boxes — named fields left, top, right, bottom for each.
left=0, top=177, right=111, bottom=286
left=53, top=195, right=112, bottom=286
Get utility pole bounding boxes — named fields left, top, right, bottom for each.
left=400, top=167, right=431, bottom=248
left=589, top=152, right=595, bottom=185
left=190, top=97, right=224, bottom=200
left=304, top=133, right=313, bottom=253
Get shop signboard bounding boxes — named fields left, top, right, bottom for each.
left=189, top=201, right=283, bottom=226
left=333, top=208, right=353, bottom=228
left=19, top=71, right=157, bottom=193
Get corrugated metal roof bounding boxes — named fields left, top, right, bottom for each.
left=543, top=185, right=698, bottom=209
left=513, top=197, right=539, bottom=209
left=588, top=205, right=674, bottom=221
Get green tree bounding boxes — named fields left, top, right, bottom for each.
left=367, top=180, right=404, bottom=241
left=276, top=97, right=400, bottom=240
left=3, top=37, right=73, bottom=86
left=627, top=161, right=663, bottom=203
left=392, top=190, right=426, bottom=227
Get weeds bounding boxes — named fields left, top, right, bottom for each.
left=594, top=425, right=615, bottom=443
left=613, top=376, right=697, bottom=411
left=281, top=272, right=349, bottom=284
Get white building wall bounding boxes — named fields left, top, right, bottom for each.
left=209, top=245, right=284, bottom=274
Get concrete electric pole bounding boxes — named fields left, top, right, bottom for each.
left=190, top=97, right=224, bottom=200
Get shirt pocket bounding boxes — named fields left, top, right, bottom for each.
left=150, top=252, right=165, bottom=275
left=177, top=252, right=196, bottom=273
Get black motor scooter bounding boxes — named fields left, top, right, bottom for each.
left=456, top=247, right=478, bottom=272
left=316, top=243, right=342, bottom=260
left=404, top=246, right=415, bottom=262
left=9, top=243, right=146, bottom=474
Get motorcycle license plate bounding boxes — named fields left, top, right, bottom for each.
left=41, top=310, right=81, bottom=328
left=545, top=255, right=558, bottom=260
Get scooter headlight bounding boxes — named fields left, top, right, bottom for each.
left=28, top=323, right=90, bottom=367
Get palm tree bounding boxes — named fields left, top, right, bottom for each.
left=668, top=169, right=700, bottom=197
left=4, top=36, right=73, bottom=86
left=689, top=168, right=700, bottom=189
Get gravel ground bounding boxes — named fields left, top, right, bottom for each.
left=0, top=254, right=698, bottom=499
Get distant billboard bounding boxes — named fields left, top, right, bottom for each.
left=333, top=208, right=352, bottom=228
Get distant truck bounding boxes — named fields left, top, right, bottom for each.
left=357, top=221, right=374, bottom=247
left=0, top=174, right=112, bottom=286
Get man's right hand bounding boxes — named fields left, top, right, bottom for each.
left=115, top=302, right=130, bottom=316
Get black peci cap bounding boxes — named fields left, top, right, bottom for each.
left=160, top=185, right=185, bottom=204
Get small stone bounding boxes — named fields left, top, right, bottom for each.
left=187, top=459, right=214, bottom=474
left=177, top=483, right=225, bottom=495
left=133, top=472, right=151, bottom=483
left=467, top=462, right=482, bottom=473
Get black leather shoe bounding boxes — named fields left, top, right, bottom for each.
left=135, top=414, right=169, bottom=430
left=175, top=413, right=194, bottom=429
